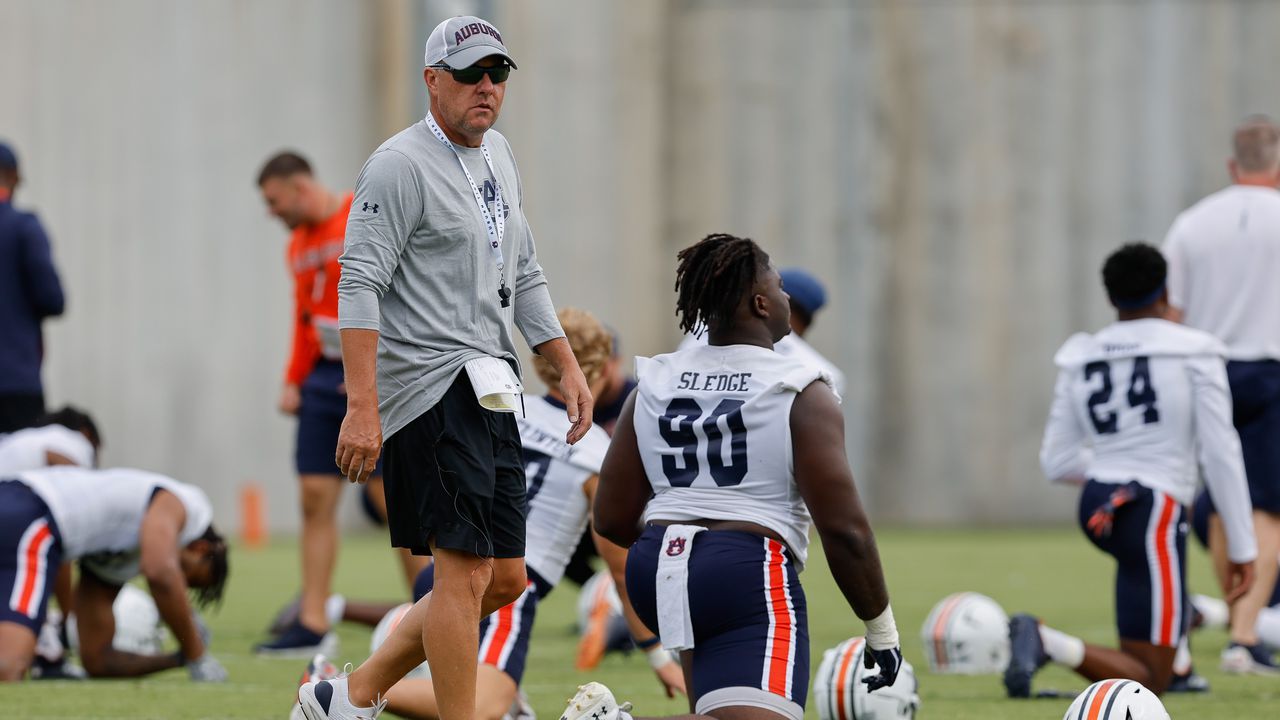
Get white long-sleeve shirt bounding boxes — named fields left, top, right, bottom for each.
left=1040, top=318, right=1256, bottom=563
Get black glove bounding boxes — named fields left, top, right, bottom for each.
left=862, top=645, right=903, bottom=692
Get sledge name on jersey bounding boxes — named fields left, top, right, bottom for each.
left=676, top=371, right=753, bottom=393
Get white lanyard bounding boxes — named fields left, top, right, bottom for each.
left=425, top=111, right=509, bottom=305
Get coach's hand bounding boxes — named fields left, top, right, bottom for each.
left=863, top=645, right=903, bottom=693
left=560, top=367, right=594, bottom=445
left=336, top=402, right=382, bottom=484
left=1224, top=560, right=1255, bottom=605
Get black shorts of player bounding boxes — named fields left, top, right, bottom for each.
left=1227, top=360, right=1280, bottom=513
left=381, top=372, right=526, bottom=559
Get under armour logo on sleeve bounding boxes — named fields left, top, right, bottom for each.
left=362, top=202, right=379, bottom=213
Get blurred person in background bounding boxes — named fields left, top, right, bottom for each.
left=254, top=152, right=424, bottom=657
left=0, top=466, right=228, bottom=682
left=0, top=406, right=99, bottom=474
left=562, top=327, right=637, bottom=589
left=679, top=267, right=846, bottom=396
left=1019, top=243, right=1257, bottom=697
left=1162, top=116, right=1280, bottom=674
left=0, top=141, right=65, bottom=433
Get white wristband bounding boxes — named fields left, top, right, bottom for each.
left=647, top=646, right=673, bottom=670
left=864, top=604, right=899, bottom=651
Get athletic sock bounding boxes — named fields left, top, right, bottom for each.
left=330, top=677, right=379, bottom=717
left=1256, top=606, right=1280, bottom=650
left=1040, top=624, right=1086, bottom=668
left=1173, top=636, right=1193, bottom=676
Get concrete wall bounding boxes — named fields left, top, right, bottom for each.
left=4, top=0, right=1279, bottom=531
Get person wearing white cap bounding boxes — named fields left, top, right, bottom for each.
left=305, top=15, right=593, bottom=720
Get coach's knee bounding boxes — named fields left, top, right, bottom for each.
left=488, top=562, right=527, bottom=609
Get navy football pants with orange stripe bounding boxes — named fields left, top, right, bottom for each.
left=0, top=480, right=62, bottom=633
left=1079, top=479, right=1188, bottom=648
left=626, top=525, right=810, bottom=710
left=411, top=563, right=541, bottom=684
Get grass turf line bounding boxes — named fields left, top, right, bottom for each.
left=5, top=528, right=1279, bottom=719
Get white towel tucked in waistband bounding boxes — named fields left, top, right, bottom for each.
left=655, top=524, right=706, bottom=651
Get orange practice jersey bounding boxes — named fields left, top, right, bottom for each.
left=284, top=192, right=352, bottom=386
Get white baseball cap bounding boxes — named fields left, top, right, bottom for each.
left=424, top=16, right=517, bottom=70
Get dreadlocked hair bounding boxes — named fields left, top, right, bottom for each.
left=674, top=233, right=770, bottom=336
left=191, top=524, right=229, bottom=610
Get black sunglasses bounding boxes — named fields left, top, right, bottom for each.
left=431, top=63, right=511, bottom=85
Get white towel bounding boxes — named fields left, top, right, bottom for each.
left=655, top=524, right=706, bottom=651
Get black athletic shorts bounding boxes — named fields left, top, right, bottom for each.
left=1227, top=359, right=1280, bottom=513
left=382, top=372, right=526, bottom=559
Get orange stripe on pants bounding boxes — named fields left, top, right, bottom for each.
left=765, top=540, right=793, bottom=697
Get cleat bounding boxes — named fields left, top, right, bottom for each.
left=1167, top=671, right=1210, bottom=693
left=299, top=653, right=340, bottom=688
left=257, top=620, right=337, bottom=658
left=1003, top=614, right=1048, bottom=698
left=298, top=677, right=387, bottom=720
left=1221, top=643, right=1280, bottom=675
left=559, top=682, right=631, bottom=720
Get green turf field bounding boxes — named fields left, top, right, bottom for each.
left=5, top=527, right=1279, bottom=719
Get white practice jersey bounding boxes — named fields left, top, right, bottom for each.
left=0, top=425, right=95, bottom=473
left=634, top=343, right=832, bottom=568
left=1163, top=184, right=1280, bottom=360
left=1040, top=318, right=1257, bottom=563
left=516, top=395, right=611, bottom=587
left=16, top=467, right=215, bottom=582
left=679, top=331, right=846, bottom=397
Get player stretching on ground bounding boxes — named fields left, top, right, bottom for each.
left=297, top=308, right=683, bottom=719
left=1007, top=243, right=1258, bottom=697
left=0, top=467, right=229, bottom=681
left=564, top=234, right=901, bottom=720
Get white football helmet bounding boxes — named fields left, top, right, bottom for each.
left=68, top=584, right=168, bottom=655
left=575, top=569, right=623, bottom=633
left=1063, top=680, right=1169, bottom=720
left=370, top=603, right=430, bottom=679
left=920, top=592, right=1010, bottom=674
left=814, top=637, right=920, bottom=720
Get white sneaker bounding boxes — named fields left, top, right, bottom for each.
left=559, top=682, right=631, bottom=720
left=1221, top=643, right=1280, bottom=675
left=297, top=677, right=387, bottom=720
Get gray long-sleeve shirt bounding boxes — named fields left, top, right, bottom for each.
left=338, top=118, right=564, bottom=439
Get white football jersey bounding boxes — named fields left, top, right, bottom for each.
left=633, top=343, right=831, bottom=568
left=0, top=425, right=95, bottom=473
left=679, top=331, right=846, bottom=396
left=1040, top=318, right=1256, bottom=562
left=16, top=467, right=215, bottom=582
left=516, top=395, right=611, bottom=587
